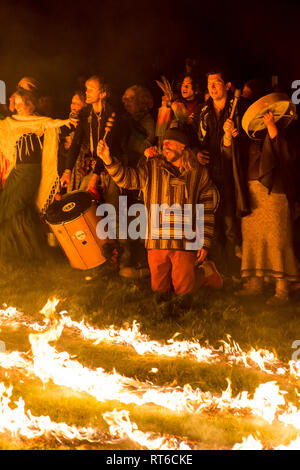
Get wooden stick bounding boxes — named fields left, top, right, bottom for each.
left=103, top=112, right=116, bottom=142
left=229, top=89, right=241, bottom=120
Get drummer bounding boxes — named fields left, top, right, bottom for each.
left=60, top=75, right=142, bottom=277
left=230, top=86, right=300, bottom=304
left=60, top=75, right=121, bottom=192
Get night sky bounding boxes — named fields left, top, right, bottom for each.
left=1, top=0, right=299, bottom=114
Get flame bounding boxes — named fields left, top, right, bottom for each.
left=103, top=409, right=192, bottom=450
left=232, top=434, right=264, bottom=450
left=0, top=382, right=110, bottom=444
left=233, top=434, right=300, bottom=450
left=275, top=436, right=300, bottom=450
left=0, top=381, right=191, bottom=449
left=10, top=322, right=300, bottom=426
left=0, top=300, right=296, bottom=379
left=1, top=298, right=300, bottom=450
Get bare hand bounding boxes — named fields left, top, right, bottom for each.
left=60, top=170, right=71, bottom=187
left=69, top=118, right=79, bottom=128
left=97, top=140, right=112, bottom=165
left=64, top=135, right=73, bottom=150
left=196, top=248, right=208, bottom=265
left=64, top=119, right=72, bottom=129
left=161, top=95, right=171, bottom=108
left=264, top=111, right=278, bottom=139
left=144, top=146, right=159, bottom=158
left=197, top=150, right=210, bottom=166
left=188, top=112, right=195, bottom=124
left=263, top=111, right=275, bottom=127
left=223, top=118, right=235, bottom=138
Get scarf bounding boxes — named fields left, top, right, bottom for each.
left=0, top=114, right=63, bottom=214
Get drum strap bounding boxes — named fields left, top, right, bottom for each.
left=89, top=109, right=102, bottom=157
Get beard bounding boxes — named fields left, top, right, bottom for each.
left=163, top=148, right=182, bottom=163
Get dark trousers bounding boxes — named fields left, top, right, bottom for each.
left=210, top=186, right=241, bottom=275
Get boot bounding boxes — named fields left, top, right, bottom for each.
left=197, top=260, right=223, bottom=289
left=119, top=265, right=150, bottom=279
left=267, top=278, right=289, bottom=305
left=235, top=276, right=264, bottom=296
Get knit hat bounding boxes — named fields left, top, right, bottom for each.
left=163, top=128, right=190, bottom=147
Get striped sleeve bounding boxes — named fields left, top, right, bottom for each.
left=104, top=157, right=148, bottom=191
left=198, top=167, right=219, bottom=251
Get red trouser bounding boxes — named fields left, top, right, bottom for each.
left=147, top=249, right=198, bottom=294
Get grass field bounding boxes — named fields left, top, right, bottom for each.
left=1, top=247, right=300, bottom=450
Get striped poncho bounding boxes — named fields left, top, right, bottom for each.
left=105, top=155, right=219, bottom=251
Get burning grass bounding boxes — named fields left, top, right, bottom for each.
left=1, top=252, right=300, bottom=361
left=1, top=251, right=300, bottom=449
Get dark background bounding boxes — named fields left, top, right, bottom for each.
left=1, top=0, right=299, bottom=115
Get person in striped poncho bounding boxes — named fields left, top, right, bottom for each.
left=96, top=128, right=221, bottom=296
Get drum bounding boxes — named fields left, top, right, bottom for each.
left=45, top=190, right=108, bottom=270
left=242, top=92, right=297, bottom=140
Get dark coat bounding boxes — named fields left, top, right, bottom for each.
left=65, top=103, right=122, bottom=175
left=198, top=95, right=251, bottom=218
left=251, top=126, right=300, bottom=218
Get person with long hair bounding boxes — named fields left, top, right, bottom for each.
left=159, top=73, right=202, bottom=148
left=96, top=127, right=221, bottom=296
left=0, top=88, right=71, bottom=262
left=120, top=85, right=155, bottom=167
left=57, top=90, right=87, bottom=186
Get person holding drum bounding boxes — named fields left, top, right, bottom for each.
left=0, top=88, right=72, bottom=262
left=60, top=75, right=120, bottom=193
left=61, top=75, right=146, bottom=278
left=229, top=93, right=300, bottom=304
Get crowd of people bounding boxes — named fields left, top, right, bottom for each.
left=0, top=64, right=299, bottom=306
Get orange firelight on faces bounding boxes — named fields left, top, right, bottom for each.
left=181, top=77, right=195, bottom=101
left=70, top=94, right=86, bottom=114
left=85, top=79, right=106, bottom=105
left=163, top=139, right=185, bottom=165
left=14, top=94, right=35, bottom=116
left=207, top=73, right=231, bottom=101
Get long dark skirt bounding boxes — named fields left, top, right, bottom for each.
left=0, top=164, right=48, bottom=262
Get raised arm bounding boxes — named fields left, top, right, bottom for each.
left=43, top=118, right=73, bottom=130
left=95, top=139, right=148, bottom=191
